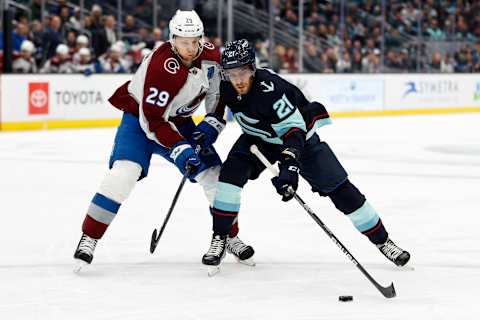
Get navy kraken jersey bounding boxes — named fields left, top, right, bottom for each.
left=217, top=69, right=331, bottom=145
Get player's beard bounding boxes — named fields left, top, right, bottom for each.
left=234, top=77, right=253, bottom=95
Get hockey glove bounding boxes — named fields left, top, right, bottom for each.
left=271, top=148, right=300, bottom=202
left=192, top=113, right=226, bottom=149
left=169, top=141, right=202, bottom=176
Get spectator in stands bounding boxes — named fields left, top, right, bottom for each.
left=72, top=35, right=90, bottom=63
left=13, top=40, right=37, bottom=73
left=104, top=15, right=118, bottom=49
left=254, top=40, right=269, bottom=68
left=29, top=20, right=44, bottom=65
left=40, top=43, right=74, bottom=73
left=138, top=27, right=154, bottom=49
left=13, top=22, right=29, bottom=53
left=59, top=5, right=74, bottom=33
left=303, top=42, right=323, bottom=73
left=362, top=49, right=380, bottom=73
left=90, top=4, right=103, bottom=29
left=73, top=47, right=102, bottom=75
left=69, top=7, right=83, bottom=30
left=271, top=44, right=287, bottom=73
left=99, top=43, right=128, bottom=73
left=41, top=15, right=63, bottom=62
left=323, top=47, right=338, bottom=73
left=92, top=15, right=117, bottom=58
left=152, top=28, right=165, bottom=49
left=158, top=20, right=169, bottom=42
left=336, top=51, right=352, bottom=73
left=65, top=30, right=78, bottom=54
left=284, top=47, right=299, bottom=73
left=455, top=46, right=473, bottom=72
left=427, top=18, right=446, bottom=40
left=441, top=53, right=455, bottom=73
left=122, top=15, right=138, bottom=44
left=429, top=52, right=442, bottom=72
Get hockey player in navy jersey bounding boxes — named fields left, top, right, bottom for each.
left=73, top=11, right=254, bottom=271
left=197, top=39, right=411, bottom=271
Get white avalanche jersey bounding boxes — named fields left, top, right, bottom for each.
left=108, top=41, right=221, bottom=147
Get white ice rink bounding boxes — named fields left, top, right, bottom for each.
left=1, top=113, right=479, bottom=320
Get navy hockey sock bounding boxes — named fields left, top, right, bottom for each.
left=211, top=181, right=242, bottom=235
left=328, top=180, right=388, bottom=245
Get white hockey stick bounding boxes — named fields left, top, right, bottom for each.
left=249, top=144, right=396, bottom=298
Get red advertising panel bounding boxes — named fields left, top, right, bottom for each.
left=28, top=82, right=49, bottom=115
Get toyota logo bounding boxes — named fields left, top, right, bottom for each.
left=30, top=89, right=48, bottom=108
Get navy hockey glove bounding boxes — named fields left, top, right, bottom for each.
left=169, top=141, right=202, bottom=176
left=192, top=113, right=226, bottom=149
left=271, top=148, right=300, bottom=202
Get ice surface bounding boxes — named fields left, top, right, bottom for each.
left=1, top=114, right=479, bottom=320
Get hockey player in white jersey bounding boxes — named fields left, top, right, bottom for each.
left=73, top=10, right=254, bottom=272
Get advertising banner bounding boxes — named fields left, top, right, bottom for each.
left=282, top=74, right=384, bottom=112
left=384, top=74, right=480, bottom=110
left=1, top=73, right=479, bottom=131
left=1, top=74, right=128, bottom=125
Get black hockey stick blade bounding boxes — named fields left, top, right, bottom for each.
left=379, top=282, right=396, bottom=298
left=150, top=229, right=159, bottom=254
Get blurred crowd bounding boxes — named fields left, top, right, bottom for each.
left=249, top=0, right=480, bottom=73
left=0, top=1, right=171, bottom=74
left=1, top=0, right=480, bottom=74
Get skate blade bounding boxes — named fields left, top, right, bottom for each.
left=73, top=259, right=89, bottom=273
left=207, top=265, right=220, bottom=277
left=236, top=257, right=256, bottom=267
left=400, top=265, right=415, bottom=271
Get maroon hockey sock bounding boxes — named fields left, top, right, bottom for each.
left=82, top=215, right=108, bottom=239
left=229, top=221, right=239, bottom=238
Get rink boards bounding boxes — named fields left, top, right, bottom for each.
left=1, top=73, right=480, bottom=131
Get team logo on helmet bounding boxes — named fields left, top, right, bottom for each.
left=164, top=57, right=180, bottom=74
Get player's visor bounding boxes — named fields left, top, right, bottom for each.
left=223, top=66, right=254, bottom=81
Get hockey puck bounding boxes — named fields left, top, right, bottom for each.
left=338, top=295, right=353, bottom=302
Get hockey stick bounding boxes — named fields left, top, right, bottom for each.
left=250, top=145, right=396, bottom=299
left=150, top=165, right=192, bottom=254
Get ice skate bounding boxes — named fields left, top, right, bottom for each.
left=377, top=238, right=410, bottom=267
left=73, top=233, right=98, bottom=273
left=202, top=234, right=227, bottom=276
left=227, top=236, right=255, bottom=266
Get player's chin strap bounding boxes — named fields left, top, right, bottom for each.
left=249, top=145, right=397, bottom=299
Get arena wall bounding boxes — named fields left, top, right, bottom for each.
left=1, top=73, right=479, bottom=131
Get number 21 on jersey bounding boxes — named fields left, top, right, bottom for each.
left=146, top=87, right=170, bottom=107
left=273, top=94, right=295, bottom=119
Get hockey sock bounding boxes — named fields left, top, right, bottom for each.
left=328, top=180, right=388, bottom=244
left=82, top=193, right=121, bottom=239
left=211, top=207, right=238, bottom=236
left=211, top=181, right=242, bottom=235
left=346, top=201, right=388, bottom=245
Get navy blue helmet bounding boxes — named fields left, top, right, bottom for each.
left=221, top=39, right=256, bottom=71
